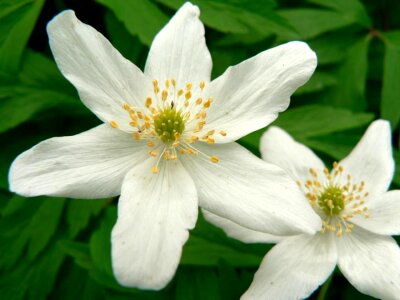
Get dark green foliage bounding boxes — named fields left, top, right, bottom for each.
left=1, top=0, right=399, bottom=299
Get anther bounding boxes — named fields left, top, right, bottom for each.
left=210, top=155, right=219, bottom=163
left=110, top=121, right=119, bottom=128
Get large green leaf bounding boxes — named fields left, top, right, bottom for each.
left=0, top=50, right=80, bottom=133
left=239, top=105, right=374, bottom=153
left=0, top=0, right=45, bottom=74
left=323, top=36, right=371, bottom=111
left=96, top=0, right=169, bottom=46
left=157, top=0, right=295, bottom=38
left=381, top=31, right=400, bottom=129
left=307, top=0, right=371, bottom=27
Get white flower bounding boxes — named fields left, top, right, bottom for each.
left=204, top=120, right=400, bottom=299
left=8, top=2, right=320, bottom=290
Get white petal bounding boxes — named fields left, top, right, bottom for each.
left=202, top=209, right=283, bottom=244
left=144, top=2, right=212, bottom=85
left=9, top=125, right=146, bottom=198
left=351, top=190, right=400, bottom=236
left=260, top=126, right=326, bottom=183
left=337, top=227, right=400, bottom=299
left=47, top=11, right=152, bottom=130
left=338, top=120, right=394, bottom=199
left=199, top=41, right=316, bottom=143
left=111, top=159, right=198, bottom=289
left=180, top=142, right=321, bottom=236
left=242, top=233, right=337, bottom=300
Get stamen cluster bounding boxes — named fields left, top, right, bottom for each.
left=110, top=79, right=227, bottom=173
left=297, top=162, right=370, bottom=236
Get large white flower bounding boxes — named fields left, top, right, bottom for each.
left=204, top=120, right=400, bottom=299
left=8, top=2, right=321, bottom=290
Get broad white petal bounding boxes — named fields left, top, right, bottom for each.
left=203, top=209, right=283, bottom=244
left=144, top=2, right=212, bottom=85
left=242, top=233, right=337, bottom=300
left=198, top=41, right=316, bottom=143
left=338, top=120, right=394, bottom=199
left=112, top=159, right=198, bottom=289
left=260, top=126, right=326, bottom=183
left=47, top=11, right=152, bottom=130
left=337, top=227, right=400, bottom=299
left=180, top=142, right=321, bottom=236
left=9, top=125, right=146, bottom=198
left=351, top=190, right=400, bottom=236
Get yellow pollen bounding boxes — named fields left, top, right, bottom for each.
left=123, top=103, right=131, bottom=110
left=152, top=166, right=159, bottom=174
left=196, top=98, right=202, bottom=105
left=219, top=130, right=227, bottom=136
left=171, top=79, right=176, bottom=87
left=149, top=150, right=157, bottom=157
left=200, top=81, right=205, bottom=90
left=177, top=89, right=183, bottom=96
left=185, top=91, right=192, bottom=100
left=147, top=141, right=155, bottom=147
left=165, top=79, right=170, bottom=89
left=210, top=155, right=219, bottom=163
left=133, top=132, right=141, bottom=140
left=207, top=137, right=215, bottom=144
left=186, top=83, right=193, bottom=90
left=110, top=121, right=119, bottom=128
left=145, top=97, right=152, bottom=107
left=162, top=90, right=168, bottom=101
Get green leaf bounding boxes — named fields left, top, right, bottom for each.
left=157, top=0, right=296, bottom=38
left=307, top=0, right=372, bottom=27
left=66, top=199, right=106, bottom=238
left=96, top=0, right=169, bottom=46
left=381, top=31, right=400, bottom=129
left=294, top=71, right=337, bottom=95
left=394, top=150, right=400, bottom=187
left=26, top=198, right=65, bottom=260
left=0, top=0, right=45, bottom=74
left=89, top=206, right=116, bottom=276
left=323, top=36, right=371, bottom=111
left=0, top=50, right=80, bottom=133
left=239, top=105, right=374, bottom=152
left=175, top=267, right=221, bottom=300
left=277, top=8, right=356, bottom=40
left=104, top=11, right=145, bottom=65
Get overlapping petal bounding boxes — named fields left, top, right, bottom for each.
left=203, top=209, right=283, bottom=243
left=336, top=227, right=400, bottom=299
left=111, top=159, right=198, bottom=289
left=144, top=2, right=212, bottom=85
left=198, top=42, right=317, bottom=143
left=351, top=190, right=400, bottom=235
left=242, top=233, right=337, bottom=300
left=9, top=125, right=146, bottom=198
left=180, top=142, right=321, bottom=236
left=338, top=120, right=394, bottom=199
left=260, top=126, right=325, bottom=182
left=47, top=11, right=152, bottom=131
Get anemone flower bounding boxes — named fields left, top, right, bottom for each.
left=9, top=2, right=320, bottom=290
left=205, top=120, right=400, bottom=299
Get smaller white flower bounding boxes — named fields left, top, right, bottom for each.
left=204, top=120, right=400, bottom=299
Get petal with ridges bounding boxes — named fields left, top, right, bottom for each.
left=338, top=120, right=394, bottom=199
left=242, top=233, right=337, bottom=300
left=351, top=190, right=400, bottom=235
left=181, top=142, right=321, bottom=236
left=47, top=10, right=152, bottom=131
left=9, top=124, right=146, bottom=198
left=112, top=159, right=198, bottom=290
left=144, top=2, right=212, bottom=85
left=260, top=126, right=326, bottom=183
left=198, top=41, right=317, bottom=143
left=337, top=227, right=400, bottom=299
left=203, top=209, right=283, bottom=244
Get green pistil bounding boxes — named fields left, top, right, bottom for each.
left=154, top=107, right=185, bottom=143
left=318, top=185, right=345, bottom=216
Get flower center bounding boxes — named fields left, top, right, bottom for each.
left=318, top=185, right=345, bottom=216
left=154, top=107, right=185, bottom=143
left=109, top=79, right=227, bottom=174
left=298, top=162, right=370, bottom=237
